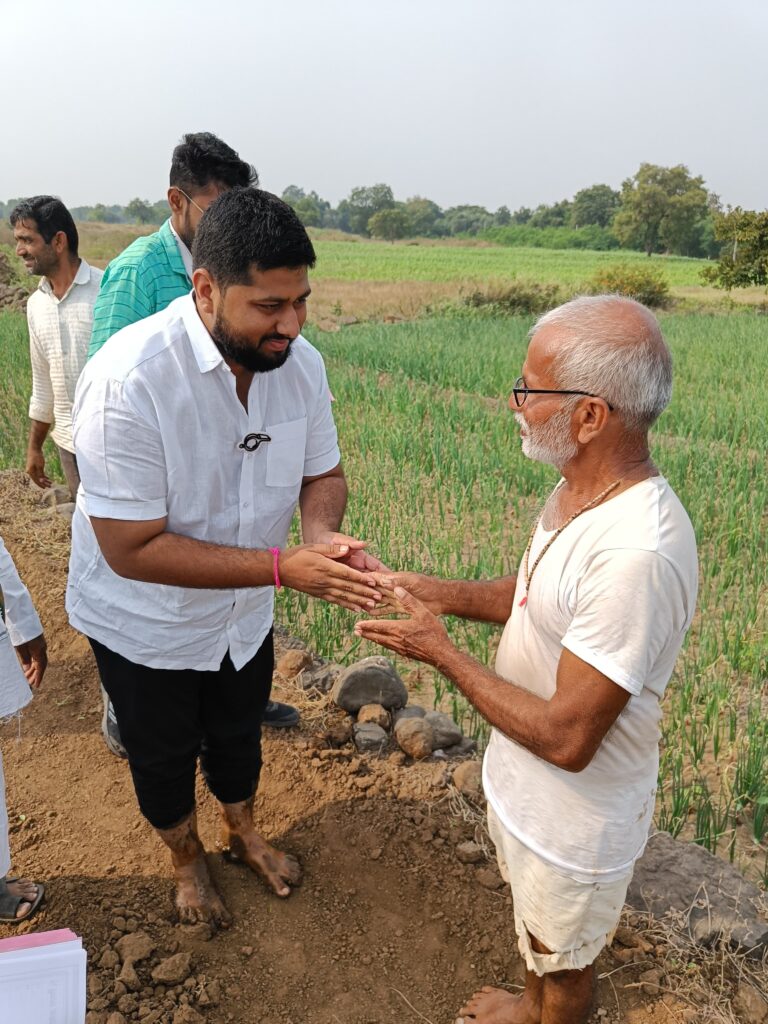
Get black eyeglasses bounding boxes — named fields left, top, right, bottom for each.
left=512, top=377, right=614, bottom=411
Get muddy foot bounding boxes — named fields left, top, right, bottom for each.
left=174, top=854, right=232, bottom=929
left=458, top=986, right=538, bottom=1024
left=227, top=832, right=302, bottom=898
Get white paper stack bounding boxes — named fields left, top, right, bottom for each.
left=0, top=928, right=87, bottom=1023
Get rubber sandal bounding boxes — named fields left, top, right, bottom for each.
left=0, top=880, right=45, bottom=924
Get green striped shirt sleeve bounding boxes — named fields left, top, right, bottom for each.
left=89, top=264, right=156, bottom=357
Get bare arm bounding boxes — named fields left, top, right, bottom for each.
left=371, top=572, right=517, bottom=624
left=355, top=586, right=630, bottom=771
left=299, top=462, right=348, bottom=543
left=26, top=419, right=53, bottom=489
left=89, top=515, right=382, bottom=612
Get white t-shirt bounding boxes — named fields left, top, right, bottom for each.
left=483, top=476, right=698, bottom=883
left=66, top=294, right=340, bottom=672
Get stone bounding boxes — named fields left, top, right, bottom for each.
left=297, top=662, right=341, bottom=694
left=116, top=931, right=155, bottom=964
left=357, top=703, right=390, bottom=729
left=151, top=952, right=193, bottom=985
left=323, top=720, right=353, bottom=747
left=39, top=484, right=71, bottom=507
left=118, top=960, right=141, bottom=991
left=99, top=949, right=120, bottom=970
left=627, top=832, right=768, bottom=956
left=276, top=649, right=312, bottom=678
left=452, top=761, right=483, bottom=801
left=394, top=718, right=434, bottom=760
left=424, top=710, right=463, bottom=749
left=443, top=736, right=478, bottom=759
left=733, top=982, right=768, bottom=1024
left=392, top=705, right=426, bottom=723
left=117, top=993, right=139, bottom=1014
left=172, top=1007, right=206, bottom=1024
left=85, top=1014, right=109, bottom=1024
left=637, top=968, right=663, bottom=992
left=55, top=501, right=76, bottom=519
left=352, top=721, right=389, bottom=754
left=456, top=841, right=484, bottom=864
left=476, top=867, right=504, bottom=890
left=331, top=656, right=408, bottom=713
left=106, top=1014, right=127, bottom=1024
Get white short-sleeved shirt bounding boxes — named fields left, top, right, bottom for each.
left=66, top=294, right=340, bottom=671
left=483, top=477, right=698, bottom=883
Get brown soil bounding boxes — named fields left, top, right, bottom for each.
left=0, top=471, right=750, bottom=1023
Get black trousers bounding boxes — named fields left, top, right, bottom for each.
left=88, top=632, right=274, bottom=830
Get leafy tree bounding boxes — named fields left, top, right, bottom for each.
left=336, top=184, right=395, bottom=235
left=570, top=184, right=620, bottom=228
left=150, top=200, right=169, bottom=223
left=403, top=196, right=444, bottom=237
left=511, top=206, right=533, bottom=225
left=126, top=198, right=154, bottom=224
left=612, top=163, right=710, bottom=256
left=282, top=186, right=331, bottom=228
left=529, top=200, right=571, bottom=229
left=442, top=205, right=494, bottom=235
left=494, top=205, right=512, bottom=226
left=86, top=203, right=121, bottom=223
left=701, top=208, right=768, bottom=290
left=368, top=207, right=411, bottom=242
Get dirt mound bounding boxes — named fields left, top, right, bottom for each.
left=0, top=471, right=754, bottom=1023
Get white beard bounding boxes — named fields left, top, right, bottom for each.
left=515, top=408, right=579, bottom=470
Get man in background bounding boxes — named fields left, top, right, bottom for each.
left=88, top=132, right=301, bottom=739
left=88, top=132, right=257, bottom=356
left=11, top=197, right=102, bottom=501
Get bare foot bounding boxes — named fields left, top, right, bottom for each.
left=226, top=831, right=302, bottom=898
left=458, top=986, right=539, bottom=1024
left=5, top=879, right=40, bottom=919
left=173, top=854, right=232, bottom=929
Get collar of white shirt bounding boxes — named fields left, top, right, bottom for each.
left=169, top=221, right=194, bottom=282
left=179, top=294, right=228, bottom=374
left=38, top=258, right=93, bottom=301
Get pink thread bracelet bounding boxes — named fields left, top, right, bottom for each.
left=269, top=547, right=282, bottom=589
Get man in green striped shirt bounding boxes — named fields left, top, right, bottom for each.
left=88, top=133, right=302, bottom=747
left=89, top=133, right=257, bottom=356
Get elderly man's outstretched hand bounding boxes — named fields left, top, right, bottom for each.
left=354, top=585, right=450, bottom=666
left=279, top=544, right=383, bottom=613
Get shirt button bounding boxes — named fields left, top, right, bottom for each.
left=242, top=501, right=250, bottom=509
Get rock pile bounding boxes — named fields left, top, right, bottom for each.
left=326, top=655, right=477, bottom=761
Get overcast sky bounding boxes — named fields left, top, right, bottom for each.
left=3, top=0, right=766, bottom=212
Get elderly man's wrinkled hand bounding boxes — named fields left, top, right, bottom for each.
left=279, top=544, right=383, bottom=613
left=368, top=572, right=446, bottom=617
left=354, top=586, right=450, bottom=666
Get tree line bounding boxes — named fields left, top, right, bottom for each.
left=3, top=164, right=767, bottom=285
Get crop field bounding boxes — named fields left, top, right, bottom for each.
left=0, top=235, right=766, bottom=885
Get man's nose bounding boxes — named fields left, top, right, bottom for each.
left=277, top=307, right=301, bottom=339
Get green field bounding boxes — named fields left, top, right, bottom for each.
left=1, top=253, right=766, bottom=882
left=311, top=239, right=709, bottom=287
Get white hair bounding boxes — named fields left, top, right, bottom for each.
left=532, top=295, right=673, bottom=432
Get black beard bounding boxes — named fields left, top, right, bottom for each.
left=211, top=313, right=293, bottom=373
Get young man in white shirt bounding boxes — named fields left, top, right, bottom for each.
left=355, top=296, right=698, bottom=1024
left=11, top=197, right=103, bottom=500
left=68, top=187, right=385, bottom=929
left=0, top=536, right=47, bottom=923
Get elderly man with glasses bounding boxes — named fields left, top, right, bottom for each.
left=355, top=295, right=698, bottom=1024
left=88, top=133, right=301, bottom=750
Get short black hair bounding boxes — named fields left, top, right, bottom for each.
left=192, top=188, right=316, bottom=288
left=170, top=132, right=257, bottom=194
left=10, top=196, right=79, bottom=256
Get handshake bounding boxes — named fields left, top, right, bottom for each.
left=278, top=531, right=451, bottom=667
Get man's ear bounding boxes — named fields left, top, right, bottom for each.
left=52, top=230, right=68, bottom=256
left=167, top=187, right=183, bottom=215
left=193, top=268, right=216, bottom=315
left=576, top=398, right=611, bottom=446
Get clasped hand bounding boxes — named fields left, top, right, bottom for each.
left=353, top=578, right=450, bottom=666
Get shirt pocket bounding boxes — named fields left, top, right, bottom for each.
left=265, top=417, right=308, bottom=488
